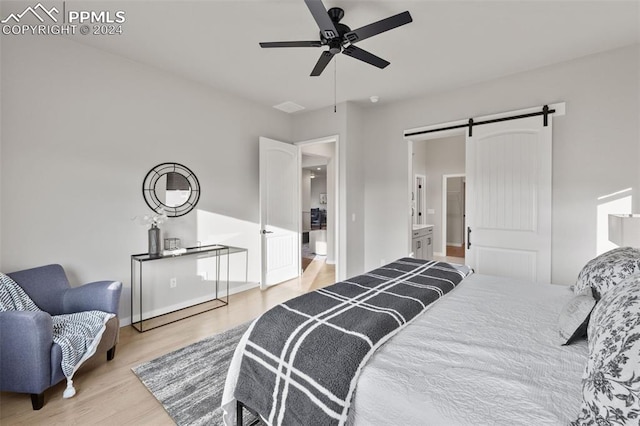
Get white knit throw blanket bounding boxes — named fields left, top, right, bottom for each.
left=0, top=272, right=113, bottom=398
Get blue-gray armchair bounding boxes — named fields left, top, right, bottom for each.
left=0, top=264, right=122, bottom=410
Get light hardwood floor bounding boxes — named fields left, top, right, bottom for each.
left=434, top=254, right=465, bottom=265
left=0, top=259, right=335, bottom=425
left=445, top=245, right=465, bottom=259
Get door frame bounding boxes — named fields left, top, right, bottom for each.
left=442, top=173, right=466, bottom=256
left=404, top=103, right=566, bottom=257
left=295, top=135, right=342, bottom=281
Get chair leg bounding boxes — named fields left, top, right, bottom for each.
left=31, top=392, right=44, bottom=410
left=107, top=344, right=117, bottom=361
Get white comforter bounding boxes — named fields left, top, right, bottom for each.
left=223, top=273, right=588, bottom=425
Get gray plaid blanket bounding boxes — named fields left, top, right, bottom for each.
left=0, top=272, right=114, bottom=398
left=234, top=258, right=471, bottom=425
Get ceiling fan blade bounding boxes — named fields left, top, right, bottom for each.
left=310, top=51, right=335, bottom=76
left=260, top=41, right=322, bottom=48
left=304, top=0, right=340, bottom=40
left=342, top=45, right=389, bottom=69
left=344, top=11, right=412, bottom=44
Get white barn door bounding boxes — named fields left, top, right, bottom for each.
left=465, top=115, right=552, bottom=283
left=259, top=137, right=300, bottom=288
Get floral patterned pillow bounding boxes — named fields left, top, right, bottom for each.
left=574, top=247, right=640, bottom=299
left=572, top=274, right=640, bottom=425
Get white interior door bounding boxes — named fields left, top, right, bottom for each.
left=465, top=115, right=552, bottom=283
left=260, top=137, right=300, bottom=288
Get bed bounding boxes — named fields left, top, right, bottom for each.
left=346, top=272, right=587, bottom=425
left=222, top=251, right=640, bottom=425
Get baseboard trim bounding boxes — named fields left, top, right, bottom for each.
left=119, top=281, right=260, bottom=327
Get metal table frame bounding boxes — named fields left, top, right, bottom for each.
left=130, top=244, right=248, bottom=332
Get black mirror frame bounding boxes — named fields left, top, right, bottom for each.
left=142, top=163, right=200, bottom=217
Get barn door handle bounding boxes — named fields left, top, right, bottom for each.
left=467, top=227, right=471, bottom=249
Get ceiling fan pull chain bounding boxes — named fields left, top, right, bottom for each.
left=334, top=56, right=337, bottom=113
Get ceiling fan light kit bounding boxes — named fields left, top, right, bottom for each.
left=260, top=0, right=412, bottom=76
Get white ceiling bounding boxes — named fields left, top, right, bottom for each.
left=65, top=0, right=639, bottom=111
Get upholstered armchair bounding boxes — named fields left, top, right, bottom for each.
left=0, top=264, right=122, bottom=410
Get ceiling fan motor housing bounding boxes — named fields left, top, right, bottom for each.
left=327, top=7, right=344, bottom=22
left=321, top=7, right=351, bottom=53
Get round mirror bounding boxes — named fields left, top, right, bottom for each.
left=157, top=172, right=191, bottom=207
left=142, top=163, right=200, bottom=217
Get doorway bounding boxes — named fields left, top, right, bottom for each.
left=443, top=174, right=466, bottom=259
left=411, top=135, right=465, bottom=259
left=301, top=154, right=328, bottom=271
left=297, top=136, right=338, bottom=284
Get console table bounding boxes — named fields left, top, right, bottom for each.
left=130, top=244, right=248, bottom=332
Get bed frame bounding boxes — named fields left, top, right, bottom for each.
left=236, top=400, right=261, bottom=426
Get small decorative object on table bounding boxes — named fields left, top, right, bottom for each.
left=164, top=238, right=180, bottom=251
left=163, top=238, right=185, bottom=256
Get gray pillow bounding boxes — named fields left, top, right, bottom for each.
left=574, top=247, right=640, bottom=299
left=572, top=274, right=640, bottom=425
left=557, top=294, right=596, bottom=345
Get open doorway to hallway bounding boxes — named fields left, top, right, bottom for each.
left=298, top=138, right=337, bottom=284
left=301, top=154, right=328, bottom=271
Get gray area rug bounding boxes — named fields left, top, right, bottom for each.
left=132, top=322, right=259, bottom=425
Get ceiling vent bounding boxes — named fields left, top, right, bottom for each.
left=273, top=101, right=305, bottom=114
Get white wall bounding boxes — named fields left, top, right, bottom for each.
left=0, top=36, right=291, bottom=322
left=0, top=39, right=2, bottom=266
left=413, top=135, right=465, bottom=254
left=345, top=103, right=365, bottom=277
left=364, top=45, right=640, bottom=285
left=637, top=44, right=640, bottom=214
left=2, top=35, right=637, bottom=325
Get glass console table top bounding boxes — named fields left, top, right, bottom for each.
left=131, top=244, right=246, bottom=262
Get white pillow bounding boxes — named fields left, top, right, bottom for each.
left=557, top=294, right=596, bottom=345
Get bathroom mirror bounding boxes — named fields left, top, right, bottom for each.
left=142, top=163, right=200, bottom=217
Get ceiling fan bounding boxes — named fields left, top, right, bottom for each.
left=259, top=0, right=413, bottom=76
